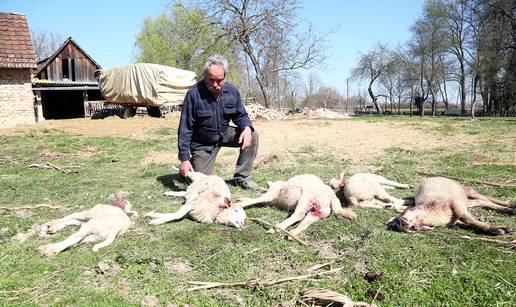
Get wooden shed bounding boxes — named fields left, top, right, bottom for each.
left=32, top=37, right=102, bottom=120
left=0, top=12, right=38, bottom=128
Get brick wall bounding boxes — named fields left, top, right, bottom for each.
left=0, top=68, right=36, bottom=128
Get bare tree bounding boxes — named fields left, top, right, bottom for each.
left=31, top=29, right=64, bottom=62
left=352, top=42, right=393, bottom=114
left=196, top=0, right=329, bottom=108
left=442, top=0, right=471, bottom=115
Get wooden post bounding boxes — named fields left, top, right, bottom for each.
left=83, top=90, right=90, bottom=117
left=34, top=90, right=45, bottom=122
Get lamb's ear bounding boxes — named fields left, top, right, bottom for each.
left=339, top=172, right=345, bottom=181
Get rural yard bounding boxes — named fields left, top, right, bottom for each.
left=0, top=115, right=515, bottom=305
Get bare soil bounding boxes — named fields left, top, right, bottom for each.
left=3, top=115, right=479, bottom=172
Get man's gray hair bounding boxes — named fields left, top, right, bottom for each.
left=204, top=54, right=228, bottom=77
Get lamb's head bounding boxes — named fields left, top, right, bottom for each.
left=215, top=198, right=246, bottom=229
left=328, top=172, right=346, bottom=190
left=113, top=190, right=138, bottom=217
left=386, top=208, right=419, bottom=233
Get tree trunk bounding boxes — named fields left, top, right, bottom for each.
left=367, top=82, right=382, bottom=114
left=459, top=58, right=466, bottom=115
left=470, top=74, right=479, bottom=118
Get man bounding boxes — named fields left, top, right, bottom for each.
left=177, top=54, right=260, bottom=190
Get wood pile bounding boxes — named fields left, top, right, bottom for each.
left=245, top=103, right=286, bottom=120
left=306, top=108, right=350, bottom=119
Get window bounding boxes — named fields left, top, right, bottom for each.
left=62, top=58, right=69, bottom=79
left=70, top=59, right=76, bottom=81
left=61, top=58, right=76, bottom=81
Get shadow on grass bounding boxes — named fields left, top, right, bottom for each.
left=156, top=173, right=187, bottom=190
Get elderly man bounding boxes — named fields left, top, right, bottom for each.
left=177, top=54, right=260, bottom=190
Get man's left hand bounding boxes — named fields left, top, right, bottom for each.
left=238, top=126, right=252, bottom=151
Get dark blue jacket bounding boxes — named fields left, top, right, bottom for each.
left=178, top=80, right=253, bottom=161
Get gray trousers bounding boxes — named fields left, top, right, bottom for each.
left=190, top=127, right=258, bottom=179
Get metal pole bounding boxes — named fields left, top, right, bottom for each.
left=346, top=77, right=349, bottom=113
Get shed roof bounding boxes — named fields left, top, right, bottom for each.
left=34, top=37, right=102, bottom=76
left=0, top=12, right=37, bottom=69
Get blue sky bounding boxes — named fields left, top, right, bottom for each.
left=1, top=0, right=424, bottom=93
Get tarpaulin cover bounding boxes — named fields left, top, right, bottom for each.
left=99, top=63, right=197, bottom=106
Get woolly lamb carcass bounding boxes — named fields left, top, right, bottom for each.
left=38, top=191, right=136, bottom=257
left=146, top=171, right=246, bottom=228
left=236, top=174, right=356, bottom=236
left=329, top=172, right=413, bottom=212
left=387, top=177, right=513, bottom=235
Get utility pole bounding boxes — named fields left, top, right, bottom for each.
left=346, top=77, right=349, bottom=113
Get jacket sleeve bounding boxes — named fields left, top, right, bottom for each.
left=232, top=89, right=253, bottom=131
left=177, top=91, right=194, bottom=161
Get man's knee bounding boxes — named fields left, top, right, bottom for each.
left=251, top=130, right=259, bottom=146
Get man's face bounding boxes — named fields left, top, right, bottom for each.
left=206, top=65, right=225, bottom=94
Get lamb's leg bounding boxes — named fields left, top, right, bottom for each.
left=375, top=189, right=407, bottom=211
left=346, top=195, right=361, bottom=207
left=272, top=196, right=311, bottom=232
left=146, top=205, right=193, bottom=225
left=44, top=212, right=89, bottom=234
left=289, top=214, right=320, bottom=236
left=468, top=199, right=516, bottom=215
left=38, top=227, right=92, bottom=257
left=163, top=191, right=187, bottom=197
left=356, top=199, right=391, bottom=209
left=236, top=188, right=280, bottom=208
left=92, top=230, right=119, bottom=252
left=81, top=234, right=102, bottom=243
left=454, top=205, right=507, bottom=235
left=375, top=175, right=412, bottom=189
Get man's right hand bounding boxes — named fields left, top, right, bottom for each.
left=179, top=160, right=194, bottom=177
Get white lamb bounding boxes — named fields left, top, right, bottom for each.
left=328, top=172, right=413, bottom=212
left=38, top=191, right=137, bottom=257
left=235, top=174, right=357, bottom=236
left=387, top=177, right=513, bottom=235
left=146, top=171, right=246, bottom=228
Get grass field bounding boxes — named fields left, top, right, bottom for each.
left=0, top=116, right=514, bottom=306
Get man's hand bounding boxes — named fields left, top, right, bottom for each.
left=238, top=126, right=252, bottom=151
left=179, top=160, right=194, bottom=177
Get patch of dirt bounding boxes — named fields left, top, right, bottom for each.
left=164, top=259, right=192, bottom=275
left=4, top=116, right=490, bottom=172
left=96, top=260, right=122, bottom=276
left=142, top=151, right=176, bottom=166
left=141, top=295, right=159, bottom=307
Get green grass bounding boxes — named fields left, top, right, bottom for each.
left=0, top=117, right=514, bottom=306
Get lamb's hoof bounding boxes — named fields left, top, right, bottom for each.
left=267, top=228, right=276, bottom=234
left=497, top=226, right=512, bottom=234
left=45, top=226, right=60, bottom=235
left=38, top=244, right=58, bottom=257
left=487, top=227, right=507, bottom=236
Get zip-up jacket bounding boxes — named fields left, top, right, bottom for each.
left=178, top=80, right=253, bottom=161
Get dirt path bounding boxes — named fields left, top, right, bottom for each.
left=4, top=115, right=478, bottom=172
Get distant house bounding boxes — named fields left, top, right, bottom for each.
left=32, top=37, right=102, bottom=120
left=0, top=12, right=38, bottom=128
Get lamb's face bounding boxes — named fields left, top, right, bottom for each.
left=328, top=178, right=342, bottom=190
left=227, top=205, right=246, bottom=229
left=387, top=209, right=417, bottom=232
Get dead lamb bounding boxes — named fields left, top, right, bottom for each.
left=38, top=191, right=137, bottom=257
left=328, top=172, right=413, bottom=212
left=146, top=171, right=246, bottom=228
left=235, top=174, right=357, bottom=236
left=387, top=177, right=513, bottom=235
